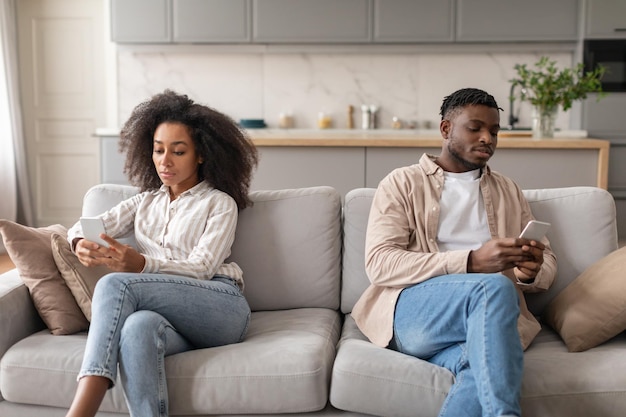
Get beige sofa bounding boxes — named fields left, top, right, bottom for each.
left=0, top=184, right=625, bottom=417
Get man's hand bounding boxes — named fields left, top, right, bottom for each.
left=468, top=237, right=545, bottom=277
left=74, top=235, right=146, bottom=273
left=513, top=239, right=545, bottom=282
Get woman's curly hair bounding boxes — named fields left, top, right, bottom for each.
left=119, top=90, right=258, bottom=209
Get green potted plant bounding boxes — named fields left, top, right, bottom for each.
left=510, top=56, right=606, bottom=138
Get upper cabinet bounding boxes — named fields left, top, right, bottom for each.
left=252, top=0, right=370, bottom=43
left=585, top=0, right=626, bottom=39
left=456, top=0, right=579, bottom=42
left=111, top=0, right=250, bottom=44
left=373, top=0, right=454, bottom=43
left=111, top=0, right=582, bottom=44
left=111, top=0, right=171, bottom=43
left=174, top=0, right=250, bottom=43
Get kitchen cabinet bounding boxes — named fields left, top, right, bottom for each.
left=373, top=0, right=454, bottom=43
left=252, top=0, right=371, bottom=43
left=252, top=147, right=365, bottom=198
left=366, top=147, right=602, bottom=190
left=111, top=0, right=585, bottom=45
left=173, top=0, right=250, bottom=43
left=111, top=0, right=250, bottom=43
left=582, top=93, right=626, bottom=137
left=583, top=92, right=626, bottom=238
left=111, top=0, right=171, bottom=43
left=585, top=0, right=626, bottom=39
left=456, top=0, right=579, bottom=42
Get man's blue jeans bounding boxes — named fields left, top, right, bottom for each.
left=392, top=274, right=522, bottom=417
left=78, top=273, right=250, bottom=417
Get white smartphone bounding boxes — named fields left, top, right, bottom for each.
left=519, top=220, right=551, bottom=241
left=80, top=217, right=109, bottom=248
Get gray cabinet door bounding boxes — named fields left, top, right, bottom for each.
left=173, top=0, right=251, bottom=43
left=585, top=0, right=626, bottom=39
left=111, top=0, right=171, bottom=43
left=252, top=0, right=371, bottom=43
left=456, top=0, right=579, bottom=42
left=373, top=0, right=454, bottom=42
left=582, top=93, right=626, bottom=136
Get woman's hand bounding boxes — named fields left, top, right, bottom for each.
left=75, top=235, right=146, bottom=273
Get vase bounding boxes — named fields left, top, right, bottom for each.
left=531, top=105, right=558, bottom=139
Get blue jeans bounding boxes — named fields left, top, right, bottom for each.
left=392, top=274, right=522, bottom=417
left=78, top=273, right=250, bottom=417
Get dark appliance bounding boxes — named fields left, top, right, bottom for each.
left=584, top=39, right=626, bottom=92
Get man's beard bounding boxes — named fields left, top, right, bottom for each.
left=447, top=142, right=487, bottom=171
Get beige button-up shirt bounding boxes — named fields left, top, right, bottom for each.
left=68, top=181, right=244, bottom=288
left=352, top=154, right=557, bottom=350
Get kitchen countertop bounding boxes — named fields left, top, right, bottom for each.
left=95, top=128, right=603, bottom=148
left=240, top=128, right=608, bottom=148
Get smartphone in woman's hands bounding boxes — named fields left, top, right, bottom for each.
left=80, top=217, right=109, bottom=248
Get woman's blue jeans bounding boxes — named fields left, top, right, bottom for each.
left=392, top=274, right=522, bottom=417
left=78, top=273, right=250, bottom=417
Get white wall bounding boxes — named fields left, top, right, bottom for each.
left=116, top=48, right=574, bottom=131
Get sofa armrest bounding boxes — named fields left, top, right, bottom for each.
left=0, top=269, right=45, bottom=357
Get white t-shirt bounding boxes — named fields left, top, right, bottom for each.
left=437, top=169, right=491, bottom=252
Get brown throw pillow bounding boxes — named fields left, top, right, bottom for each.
left=0, top=220, right=89, bottom=334
left=51, top=233, right=110, bottom=321
left=544, top=246, right=626, bottom=352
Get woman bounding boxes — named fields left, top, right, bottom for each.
left=65, top=90, right=258, bottom=417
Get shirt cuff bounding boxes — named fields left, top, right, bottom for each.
left=516, top=277, right=536, bottom=286
left=142, top=256, right=159, bottom=274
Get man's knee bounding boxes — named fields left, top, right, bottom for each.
left=484, top=274, right=519, bottom=312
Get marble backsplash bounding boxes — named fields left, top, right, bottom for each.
left=116, top=49, right=574, bottom=132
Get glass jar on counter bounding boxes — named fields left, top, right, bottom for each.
left=318, top=111, right=333, bottom=129
left=278, top=112, right=294, bottom=129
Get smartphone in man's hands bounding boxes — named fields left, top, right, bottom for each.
left=80, top=217, right=109, bottom=248
left=519, top=220, right=551, bottom=242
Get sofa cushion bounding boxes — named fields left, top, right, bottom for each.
left=521, top=327, right=626, bottom=416
left=332, top=317, right=626, bottom=417
left=0, top=308, right=342, bottom=414
left=0, top=221, right=88, bottom=335
left=544, top=246, right=626, bottom=352
left=230, top=187, right=342, bottom=311
left=50, top=233, right=111, bottom=321
left=521, top=187, right=618, bottom=315
left=330, top=316, right=452, bottom=417
left=341, top=188, right=376, bottom=314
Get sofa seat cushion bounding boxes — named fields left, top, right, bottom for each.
left=332, top=317, right=626, bottom=417
left=521, top=326, right=626, bottom=417
left=0, top=308, right=342, bottom=415
left=330, top=316, right=453, bottom=417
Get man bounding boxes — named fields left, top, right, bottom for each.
left=351, top=88, right=557, bottom=417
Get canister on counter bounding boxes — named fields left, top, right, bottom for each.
left=318, top=111, right=333, bottom=129
left=278, top=112, right=294, bottom=129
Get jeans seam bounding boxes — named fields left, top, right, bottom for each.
left=157, top=321, right=167, bottom=417
left=478, top=281, right=494, bottom=416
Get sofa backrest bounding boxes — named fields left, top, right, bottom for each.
left=81, top=184, right=342, bottom=312
left=341, top=186, right=618, bottom=317
left=229, top=187, right=342, bottom=311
